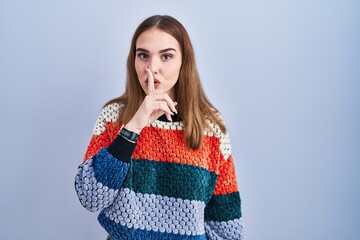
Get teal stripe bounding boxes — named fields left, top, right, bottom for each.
left=121, top=159, right=217, bottom=202
left=204, top=192, right=242, bottom=221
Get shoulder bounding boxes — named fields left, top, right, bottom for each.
left=100, top=102, right=123, bottom=121
left=205, top=112, right=232, bottom=160
left=93, top=102, right=124, bottom=135
left=204, top=111, right=225, bottom=137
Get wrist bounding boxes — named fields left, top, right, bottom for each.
left=119, top=126, right=139, bottom=143
left=124, top=121, right=142, bottom=134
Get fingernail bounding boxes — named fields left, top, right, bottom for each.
left=174, top=102, right=178, bottom=106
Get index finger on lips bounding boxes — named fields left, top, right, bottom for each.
left=146, top=67, right=155, bottom=95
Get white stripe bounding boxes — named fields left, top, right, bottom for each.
left=93, top=103, right=122, bottom=135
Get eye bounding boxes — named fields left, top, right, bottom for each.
left=137, top=53, right=149, bottom=60
left=161, top=54, right=173, bottom=61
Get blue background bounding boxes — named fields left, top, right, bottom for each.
left=0, top=0, right=359, bottom=239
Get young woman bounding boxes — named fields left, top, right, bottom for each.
left=75, top=15, right=244, bottom=240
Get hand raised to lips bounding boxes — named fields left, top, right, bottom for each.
left=124, top=66, right=177, bottom=134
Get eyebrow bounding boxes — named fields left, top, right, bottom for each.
left=135, top=48, right=177, bottom=53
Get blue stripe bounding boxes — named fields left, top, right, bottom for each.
left=98, top=211, right=206, bottom=240
left=93, top=148, right=129, bottom=189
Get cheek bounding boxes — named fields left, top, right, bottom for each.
left=170, top=62, right=182, bottom=79
left=134, top=61, right=144, bottom=78
left=165, top=60, right=180, bottom=75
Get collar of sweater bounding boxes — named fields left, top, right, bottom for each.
left=157, top=113, right=181, bottom=122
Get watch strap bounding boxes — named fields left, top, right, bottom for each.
left=119, top=127, right=139, bottom=142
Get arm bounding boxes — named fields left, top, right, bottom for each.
left=204, top=132, right=245, bottom=240
left=75, top=68, right=177, bottom=212
left=74, top=103, right=136, bottom=212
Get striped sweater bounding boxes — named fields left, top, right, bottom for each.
left=75, top=103, right=244, bottom=239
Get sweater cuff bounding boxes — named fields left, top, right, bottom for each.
left=107, top=135, right=136, bottom=163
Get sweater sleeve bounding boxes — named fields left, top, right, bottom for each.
left=74, top=103, right=136, bottom=212
left=204, top=130, right=245, bottom=239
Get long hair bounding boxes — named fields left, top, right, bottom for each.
left=106, top=15, right=226, bottom=149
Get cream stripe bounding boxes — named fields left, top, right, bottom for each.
left=93, top=103, right=122, bottom=135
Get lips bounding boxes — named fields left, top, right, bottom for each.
left=145, top=79, right=161, bottom=86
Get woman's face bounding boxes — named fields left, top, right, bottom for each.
left=135, top=28, right=182, bottom=100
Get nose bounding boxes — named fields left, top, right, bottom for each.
left=147, top=58, right=159, bottom=74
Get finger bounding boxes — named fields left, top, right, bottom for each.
left=165, top=113, right=172, bottom=122
left=153, top=94, right=177, bottom=114
left=146, top=67, right=155, bottom=95
left=152, top=101, right=173, bottom=116
left=162, top=94, right=177, bottom=114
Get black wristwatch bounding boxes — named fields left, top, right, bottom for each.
left=119, top=127, right=139, bottom=142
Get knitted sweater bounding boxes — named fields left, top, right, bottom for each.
left=75, top=103, right=244, bottom=240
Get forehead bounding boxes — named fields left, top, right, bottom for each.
left=136, top=28, right=180, bottom=50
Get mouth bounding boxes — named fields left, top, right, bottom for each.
left=145, top=78, right=161, bottom=87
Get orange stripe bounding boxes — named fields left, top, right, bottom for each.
left=132, top=126, right=221, bottom=173
left=213, top=155, right=239, bottom=195
left=83, top=122, right=224, bottom=174
left=83, top=122, right=120, bottom=162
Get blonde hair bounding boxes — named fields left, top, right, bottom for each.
left=106, top=15, right=226, bottom=149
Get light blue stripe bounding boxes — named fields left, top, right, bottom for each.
left=104, top=187, right=205, bottom=236
left=205, top=218, right=244, bottom=240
